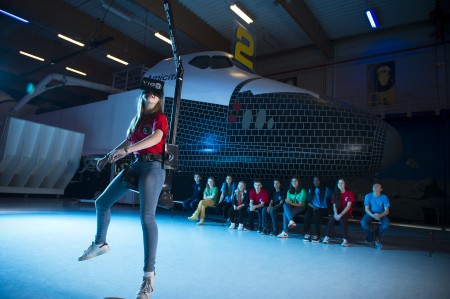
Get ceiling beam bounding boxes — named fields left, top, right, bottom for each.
left=277, top=0, right=333, bottom=58
left=132, top=0, right=230, bottom=52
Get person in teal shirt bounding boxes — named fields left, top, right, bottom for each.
left=188, top=177, right=219, bottom=225
left=277, top=177, right=307, bottom=238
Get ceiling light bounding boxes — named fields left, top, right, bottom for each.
left=0, top=9, right=29, bottom=23
left=230, top=4, right=253, bottom=24
left=106, top=54, right=129, bottom=65
left=58, top=34, right=85, bottom=47
left=154, top=32, right=172, bottom=45
left=19, top=51, right=45, bottom=61
left=366, top=10, right=378, bottom=28
left=66, top=67, right=86, bottom=76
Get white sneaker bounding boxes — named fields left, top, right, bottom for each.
left=277, top=231, right=288, bottom=238
left=238, top=223, right=244, bottom=231
left=229, top=223, right=236, bottom=229
left=136, top=275, right=153, bottom=299
left=288, top=220, right=296, bottom=228
left=341, top=239, right=349, bottom=247
left=322, top=236, right=330, bottom=244
left=78, top=241, right=110, bottom=261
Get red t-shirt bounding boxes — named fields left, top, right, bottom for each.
left=127, top=113, right=168, bottom=155
left=331, top=190, right=354, bottom=215
left=249, top=188, right=269, bottom=205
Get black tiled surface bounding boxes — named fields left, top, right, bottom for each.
left=164, top=86, right=387, bottom=180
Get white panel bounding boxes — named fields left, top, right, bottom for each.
left=0, top=117, right=84, bottom=194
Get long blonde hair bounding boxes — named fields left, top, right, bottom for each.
left=127, top=92, right=163, bottom=136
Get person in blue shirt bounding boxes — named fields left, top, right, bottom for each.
left=216, top=175, right=237, bottom=221
left=182, top=173, right=204, bottom=212
left=360, top=183, right=390, bottom=249
left=303, top=176, right=332, bottom=242
left=261, top=179, right=285, bottom=235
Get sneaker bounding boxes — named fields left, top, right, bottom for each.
left=238, top=223, right=244, bottom=231
left=78, top=241, right=110, bottom=261
left=277, top=231, right=288, bottom=238
left=187, top=215, right=198, bottom=221
left=229, top=223, right=236, bottom=229
left=341, top=239, right=349, bottom=247
left=270, top=230, right=277, bottom=236
left=375, top=239, right=382, bottom=250
left=322, top=236, right=330, bottom=244
left=311, top=235, right=320, bottom=243
left=136, top=275, right=153, bottom=299
left=303, top=234, right=311, bottom=242
left=288, top=220, right=296, bottom=228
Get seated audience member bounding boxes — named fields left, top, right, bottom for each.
left=182, top=173, right=204, bottom=212
left=277, top=177, right=307, bottom=238
left=303, top=176, right=332, bottom=242
left=261, top=179, right=285, bottom=235
left=247, top=179, right=269, bottom=232
left=216, top=175, right=237, bottom=222
left=360, top=183, right=390, bottom=249
left=229, top=181, right=249, bottom=231
left=187, top=177, right=218, bottom=225
left=322, top=178, right=354, bottom=247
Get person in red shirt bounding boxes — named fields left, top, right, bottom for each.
left=78, top=77, right=168, bottom=299
left=322, top=178, right=354, bottom=247
left=247, top=179, right=269, bottom=231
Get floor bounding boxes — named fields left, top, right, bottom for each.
left=0, top=197, right=449, bottom=299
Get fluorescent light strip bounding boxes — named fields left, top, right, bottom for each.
left=106, top=54, right=129, bottom=65
left=0, top=9, right=29, bottom=23
left=58, top=34, right=85, bottom=47
left=19, top=51, right=45, bottom=61
left=230, top=4, right=253, bottom=24
left=366, top=10, right=378, bottom=28
left=66, top=67, right=86, bottom=76
left=154, top=32, right=172, bottom=45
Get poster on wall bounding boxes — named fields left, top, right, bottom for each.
left=367, top=61, right=396, bottom=106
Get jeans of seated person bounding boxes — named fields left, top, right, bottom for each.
left=216, top=200, right=232, bottom=219
left=229, top=206, right=247, bottom=224
left=247, top=206, right=265, bottom=230
left=282, top=203, right=304, bottom=232
left=261, top=206, right=283, bottom=231
left=95, top=160, right=165, bottom=272
left=325, top=213, right=350, bottom=240
left=182, top=197, right=201, bottom=212
left=361, top=214, right=390, bottom=242
left=192, top=199, right=215, bottom=220
left=303, top=206, right=329, bottom=237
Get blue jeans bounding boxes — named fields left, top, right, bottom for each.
left=95, top=160, right=165, bottom=272
left=261, top=206, right=282, bottom=232
left=182, top=197, right=201, bottom=211
left=361, top=214, right=390, bottom=242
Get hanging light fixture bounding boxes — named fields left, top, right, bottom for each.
left=19, top=51, right=45, bottom=61
left=366, top=10, right=378, bottom=28
left=154, top=32, right=172, bottom=45
left=58, top=34, right=85, bottom=47
left=230, top=4, right=253, bottom=24
left=106, top=54, right=129, bottom=66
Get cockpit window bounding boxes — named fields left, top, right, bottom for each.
left=188, top=55, right=234, bottom=69
left=211, top=56, right=233, bottom=69
left=188, top=56, right=210, bottom=69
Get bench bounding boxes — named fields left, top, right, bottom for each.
left=347, top=218, right=447, bottom=257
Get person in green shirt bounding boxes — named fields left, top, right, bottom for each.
left=188, top=177, right=219, bottom=225
left=277, top=177, right=307, bottom=238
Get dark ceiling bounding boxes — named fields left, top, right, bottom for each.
left=0, top=0, right=447, bottom=115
